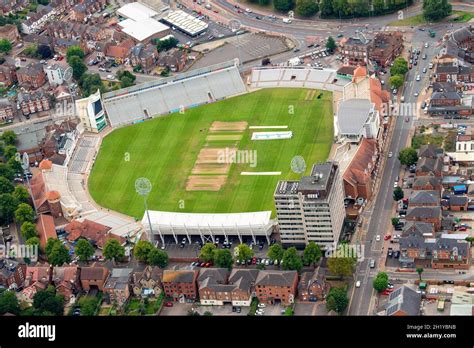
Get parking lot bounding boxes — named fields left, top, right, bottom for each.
left=194, top=304, right=247, bottom=316
left=159, top=302, right=194, bottom=316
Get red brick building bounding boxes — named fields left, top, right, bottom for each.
left=255, top=270, right=298, bottom=305
left=17, top=63, right=47, bottom=89
left=162, top=270, right=199, bottom=302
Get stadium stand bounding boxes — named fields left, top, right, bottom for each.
left=102, top=60, right=246, bottom=128
left=69, top=135, right=100, bottom=174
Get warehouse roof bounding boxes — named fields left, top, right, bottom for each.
left=161, top=10, right=208, bottom=36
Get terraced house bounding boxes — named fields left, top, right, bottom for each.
left=255, top=270, right=298, bottom=305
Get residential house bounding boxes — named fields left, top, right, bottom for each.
left=64, top=219, right=125, bottom=249
left=23, top=265, right=81, bottom=300
left=339, top=37, right=370, bottom=66
left=0, top=98, right=14, bottom=121
left=428, top=90, right=472, bottom=117
left=412, top=176, right=442, bottom=191
left=198, top=268, right=232, bottom=305
left=405, top=206, right=442, bottom=231
left=21, top=5, right=54, bottom=34
left=447, top=195, right=469, bottom=211
left=416, top=157, right=443, bottom=177
left=131, top=266, right=162, bottom=297
left=408, top=190, right=440, bottom=207
left=17, top=90, right=51, bottom=116
left=45, top=64, right=64, bottom=86
left=227, top=269, right=259, bottom=307
left=130, top=43, right=158, bottom=73
left=71, top=0, right=107, bottom=23
left=439, top=26, right=474, bottom=64
left=298, top=270, right=330, bottom=302
left=343, top=138, right=379, bottom=201
left=16, top=63, right=47, bottom=89
left=104, top=268, right=133, bottom=308
left=382, top=286, right=421, bottom=316
left=0, top=261, right=26, bottom=289
left=401, top=221, right=435, bottom=238
left=105, top=39, right=134, bottom=65
left=80, top=264, right=110, bottom=291
left=368, top=31, right=404, bottom=68
left=158, top=48, right=187, bottom=72
left=161, top=269, right=199, bottom=302
left=0, top=24, right=19, bottom=42
left=0, top=64, right=17, bottom=87
left=435, top=60, right=474, bottom=83
left=23, top=33, right=54, bottom=52
left=254, top=270, right=298, bottom=305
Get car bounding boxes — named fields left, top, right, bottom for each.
left=381, top=290, right=391, bottom=296
left=424, top=43, right=428, bottom=48
left=387, top=284, right=394, bottom=289
left=376, top=235, right=381, bottom=242
left=258, top=303, right=266, bottom=308
left=265, top=259, right=270, bottom=266
left=40, top=60, right=47, bottom=64
left=384, top=235, right=391, bottom=241
left=251, top=257, right=257, bottom=264
left=245, top=8, right=252, bottom=13
left=164, top=302, right=173, bottom=307
left=204, top=262, right=211, bottom=267
left=414, top=60, right=417, bottom=66
left=388, top=152, right=393, bottom=158
left=213, top=9, right=218, bottom=13
left=369, top=259, right=376, bottom=268
left=236, top=307, right=241, bottom=313
left=232, top=306, right=237, bottom=312
left=200, top=262, right=206, bottom=267
left=337, top=33, right=344, bottom=38
left=414, top=92, right=419, bottom=97
left=392, top=89, right=397, bottom=95
left=355, top=281, right=361, bottom=288
left=274, top=259, right=279, bottom=266
left=106, top=74, right=115, bottom=80
left=293, top=48, right=300, bottom=53
left=422, top=54, right=427, bottom=60
left=409, top=64, right=412, bottom=69
left=416, top=75, right=420, bottom=81
left=381, top=80, right=385, bottom=85
left=429, top=63, right=433, bottom=69
left=388, top=249, right=393, bottom=257
left=393, top=181, right=398, bottom=188
left=255, top=15, right=262, bottom=19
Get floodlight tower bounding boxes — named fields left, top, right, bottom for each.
left=21, top=152, right=36, bottom=213
left=135, top=178, right=160, bottom=244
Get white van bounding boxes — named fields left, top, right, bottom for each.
left=283, top=18, right=292, bottom=24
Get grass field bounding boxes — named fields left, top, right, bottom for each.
left=88, top=88, right=333, bottom=219
left=388, top=11, right=474, bottom=26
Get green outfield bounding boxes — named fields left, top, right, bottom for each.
left=88, top=88, right=333, bottom=219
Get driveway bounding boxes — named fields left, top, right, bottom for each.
left=294, top=302, right=318, bottom=316
left=159, top=302, right=194, bottom=316
left=194, top=304, right=246, bottom=316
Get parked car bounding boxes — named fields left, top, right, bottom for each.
left=355, top=281, right=361, bottom=288
left=257, top=303, right=266, bottom=308
left=164, top=302, right=173, bottom=307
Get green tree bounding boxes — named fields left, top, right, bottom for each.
left=199, top=243, right=216, bottom=262
left=372, top=0, right=385, bottom=14
left=0, top=163, right=14, bottom=180
left=398, top=147, right=418, bottom=166
left=1, top=130, right=16, bottom=146
left=20, top=221, right=37, bottom=240
left=391, top=217, right=400, bottom=226
left=75, top=239, right=95, bottom=262
left=326, top=287, right=348, bottom=314
left=282, top=247, right=303, bottom=272
left=295, top=0, right=319, bottom=17
left=12, top=185, right=30, bottom=204
left=103, top=239, right=125, bottom=263
left=416, top=267, right=424, bottom=281
left=0, top=39, right=11, bottom=53
left=119, top=76, right=134, bottom=88
left=319, top=0, right=333, bottom=17
left=303, top=242, right=322, bottom=266
left=423, top=0, right=451, bottom=21
left=273, top=0, right=295, bottom=12
left=14, top=203, right=35, bottom=224
left=25, top=236, right=40, bottom=250
left=69, top=55, right=87, bottom=81
left=116, top=70, right=136, bottom=84
left=7, top=156, right=22, bottom=174
left=0, top=176, right=14, bottom=194
left=390, top=57, right=409, bottom=76
left=390, top=74, right=404, bottom=89
left=147, top=248, right=168, bottom=267
left=79, top=73, right=105, bottom=97
left=66, top=45, right=85, bottom=63
left=155, top=37, right=179, bottom=52
left=3, top=145, right=17, bottom=161
left=213, top=248, right=233, bottom=269
left=326, top=36, right=336, bottom=52
left=37, top=44, right=53, bottom=59
left=267, top=243, right=284, bottom=262
left=0, top=193, right=18, bottom=224
left=134, top=240, right=154, bottom=262
left=393, top=186, right=404, bottom=201
left=327, top=257, right=355, bottom=278
left=33, top=288, right=65, bottom=316
left=234, top=243, right=253, bottom=263
left=46, top=239, right=71, bottom=266
left=466, top=236, right=474, bottom=246
left=373, top=272, right=389, bottom=292
left=77, top=296, right=99, bottom=316
left=0, top=290, right=20, bottom=315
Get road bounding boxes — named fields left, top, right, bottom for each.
left=347, top=29, right=444, bottom=316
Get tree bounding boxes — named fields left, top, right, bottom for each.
left=20, top=221, right=37, bottom=240
left=326, top=287, right=348, bottom=314
left=372, top=0, right=385, bottom=14
left=199, top=243, right=216, bottom=262
left=213, top=248, right=233, bottom=269
left=23, top=44, right=39, bottom=58
left=79, top=73, right=105, bottom=97
left=7, top=156, right=22, bottom=174
left=326, top=36, right=336, bottom=52
left=0, top=176, right=14, bottom=194
left=393, top=186, right=404, bottom=202
left=391, top=217, right=400, bottom=227
left=234, top=243, right=253, bottom=263
left=37, top=44, right=53, bottom=59
left=119, top=76, right=134, bottom=88
left=147, top=248, right=168, bottom=267
left=69, top=55, right=87, bottom=81
left=373, top=272, right=389, bottom=292
left=0, top=131, right=17, bottom=145
left=77, top=296, right=99, bottom=316
left=0, top=163, right=14, bottom=180
left=423, top=0, right=451, bottom=22
left=12, top=185, right=30, bottom=204
left=116, top=70, right=136, bottom=84
left=273, top=0, right=295, bottom=12
left=327, top=257, right=355, bottom=278
left=0, top=290, right=20, bottom=315
left=319, top=0, right=334, bottom=17
left=390, top=57, right=408, bottom=76
left=103, top=239, right=125, bottom=263
left=3, top=145, right=17, bottom=161
left=66, top=45, right=85, bottom=63
left=75, top=239, right=95, bottom=262
left=0, top=38, right=11, bottom=53
left=155, top=37, right=179, bottom=52
left=416, top=267, right=424, bottom=281
left=33, top=288, right=65, bottom=316
left=134, top=240, right=154, bottom=262
left=267, top=243, right=284, bottom=262
left=0, top=193, right=18, bottom=224
left=295, top=0, right=319, bottom=17
left=466, top=236, right=474, bottom=246
left=25, top=236, right=40, bottom=250
left=46, top=239, right=71, bottom=266
left=398, top=147, right=418, bottom=166
left=282, top=247, right=303, bottom=272
left=303, top=242, right=322, bottom=266
left=15, top=203, right=35, bottom=224
left=390, top=74, right=404, bottom=89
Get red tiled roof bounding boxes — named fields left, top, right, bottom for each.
left=64, top=219, right=113, bottom=248
left=39, top=159, right=52, bottom=170
left=343, top=138, right=378, bottom=186
left=46, top=190, right=60, bottom=201
left=36, top=214, right=57, bottom=249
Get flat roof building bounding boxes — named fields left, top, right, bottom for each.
left=161, top=10, right=208, bottom=37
